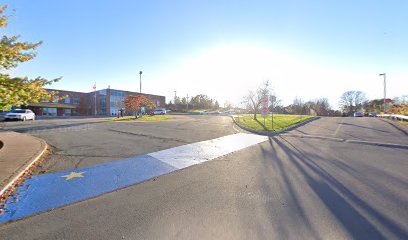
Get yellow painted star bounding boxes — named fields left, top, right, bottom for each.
left=61, top=171, right=86, bottom=180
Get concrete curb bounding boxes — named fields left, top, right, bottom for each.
left=231, top=115, right=320, bottom=136
left=0, top=133, right=48, bottom=198
left=378, top=118, right=408, bottom=136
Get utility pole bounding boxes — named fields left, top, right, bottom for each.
left=379, top=73, right=386, bottom=112
left=139, top=71, right=143, bottom=94
left=186, top=94, right=189, bottom=111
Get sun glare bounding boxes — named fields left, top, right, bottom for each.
left=160, top=43, right=329, bottom=106
left=156, top=42, right=407, bottom=109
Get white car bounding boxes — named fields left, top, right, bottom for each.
left=5, top=109, right=36, bottom=121
left=153, top=108, right=166, bottom=115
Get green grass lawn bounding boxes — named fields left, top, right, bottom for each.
left=399, top=121, right=408, bottom=126
left=108, top=115, right=171, bottom=122
left=234, top=114, right=315, bottom=132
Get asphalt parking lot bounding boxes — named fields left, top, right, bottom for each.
left=0, top=116, right=408, bottom=240
left=0, top=115, right=238, bottom=174
left=1, top=116, right=407, bottom=239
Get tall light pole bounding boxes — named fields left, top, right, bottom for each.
left=139, top=71, right=143, bottom=94
left=379, top=73, right=386, bottom=112
left=186, top=93, right=189, bottom=111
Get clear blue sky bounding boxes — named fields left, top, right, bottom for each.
left=3, top=0, right=408, bottom=109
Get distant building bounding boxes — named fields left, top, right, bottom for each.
left=27, top=88, right=165, bottom=116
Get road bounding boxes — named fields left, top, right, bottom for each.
left=0, top=116, right=407, bottom=239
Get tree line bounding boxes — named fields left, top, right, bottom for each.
left=339, top=90, right=408, bottom=116
left=241, top=81, right=341, bottom=119
left=167, top=94, right=220, bottom=111
left=242, top=81, right=408, bottom=118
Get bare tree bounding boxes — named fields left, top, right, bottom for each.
left=305, top=98, right=331, bottom=116
left=339, top=91, right=367, bottom=115
left=243, top=80, right=272, bottom=120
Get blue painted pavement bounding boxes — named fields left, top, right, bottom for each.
left=0, top=155, right=176, bottom=223
left=0, top=133, right=267, bottom=223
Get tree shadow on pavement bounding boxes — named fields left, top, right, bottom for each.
left=258, top=136, right=408, bottom=240
left=255, top=118, right=268, bottom=131
left=338, top=122, right=391, bottom=134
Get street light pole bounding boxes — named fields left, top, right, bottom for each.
left=379, top=73, right=386, bottom=112
left=186, top=93, right=189, bottom=111
left=139, top=71, right=143, bottom=94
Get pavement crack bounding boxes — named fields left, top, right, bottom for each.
left=108, top=129, right=188, bottom=143
left=54, top=153, right=124, bottom=158
left=74, top=157, right=86, bottom=169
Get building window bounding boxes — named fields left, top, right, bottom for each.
left=110, top=90, right=125, bottom=115
left=53, top=96, right=59, bottom=103
left=64, top=109, right=71, bottom=116
left=99, top=90, right=107, bottom=115
left=42, top=108, right=57, bottom=116
left=110, top=90, right=125, bottom=97
left=73, top=97, right=79, bottom=104
left=64, top=97, right=70, bottom=104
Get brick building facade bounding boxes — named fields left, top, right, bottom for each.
left=28, top=88, right=165, bottom=117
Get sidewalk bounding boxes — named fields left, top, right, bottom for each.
left=0, top=131, right=47, bottom=197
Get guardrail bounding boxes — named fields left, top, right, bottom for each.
left=378, top=114, right=408, bottom=121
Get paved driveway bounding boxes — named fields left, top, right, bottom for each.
left=1, top=115, right=237, bottom=173
left=0, top=117, right=407, bottom=239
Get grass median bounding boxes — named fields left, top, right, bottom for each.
left=234, top=114, right=315, bottom=132
left=108, top=115, right=171, bottom=122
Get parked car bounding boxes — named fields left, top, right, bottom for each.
left=369, top=112, right=377, bottom=117
left=5, top=109, right=36, bottom=121
left=353, top=112, right=363, bottom=117
left=0, top=111, right=10, bottom=121
left=153, top=108, right=166, bottom=115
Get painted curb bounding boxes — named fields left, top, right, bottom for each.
left=231, top=115, right=320, bottom=136
left=0, top=136, right=48, bottom=198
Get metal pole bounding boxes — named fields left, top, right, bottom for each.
left=384, top=74, right=386, bottom=112
left=379, top=73, right=386, bottom=112
left=139, top=71, right=143, bottom=94
left=186, top=94, right=189, bottom=111
left=271, top=101, right=274, bottom=131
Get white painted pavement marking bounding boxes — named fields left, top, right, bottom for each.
left=0, top=132, right=268, bottom=223
left=149, top=133, right=268, bottom=169
left=333, top=118, right=344, bottom=136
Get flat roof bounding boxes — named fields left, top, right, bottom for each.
left=28, top=103, right=76, bottom=109
left=45, top=88, right=165, bottom=98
